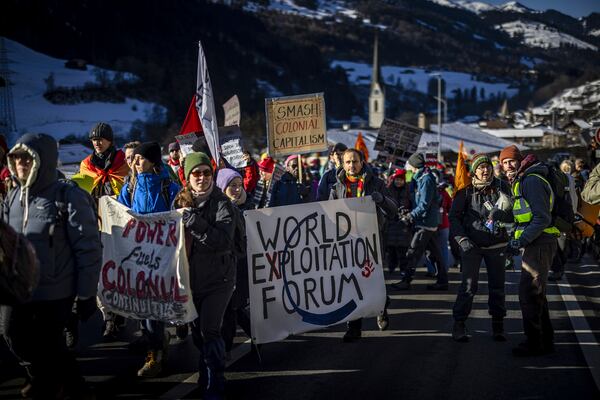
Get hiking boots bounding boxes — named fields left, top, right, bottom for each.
left=137, top=350, right=164, bottom=378
left=452, top=321, right=469, bottom=342
left=342, top=328, right=362, bottom=343
left=102, top=320, right=118, bottom=342
left=391, top=280, right=411, bottom=290
left=492, top=320, right=507, bottom=342
left=175, top=323, right=189, bottom=340
left=377, top=314, right=389, bottom=331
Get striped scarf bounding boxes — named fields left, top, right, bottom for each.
left=345, top=173, right=365, bottom=198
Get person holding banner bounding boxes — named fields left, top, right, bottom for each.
left=330, top=148, right=398, bottom=341
left=117, top=142, right=181, bottom=378
left=215, top=168, right=253, bottom=358
left=173, top=152, right=238, bottom=398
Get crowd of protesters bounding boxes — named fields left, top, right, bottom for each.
left=0, top=121, right=597, bottom=399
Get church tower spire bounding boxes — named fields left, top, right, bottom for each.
left=369, top=33, right=385, bottom=129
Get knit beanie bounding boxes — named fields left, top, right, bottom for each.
left=499, top=145, right=522, bottom=163
left=133, top=142, right=162, bottom=165
left=407, top=153, right=425, bottom=169
left=184, top=152, right=212, bottom=180
left=216, top=168, right=242, bottom=192
left=470, top=153, right=491, bottom=173
left=284, top=155, right=298, bottom=167
left=258, top=157, right=275, bottom=173
left=89, top=122, right=114, bottom=142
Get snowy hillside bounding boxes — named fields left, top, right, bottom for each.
left=495, top=20, right=598, bottom=51
left=4, top=38, right=164, bottom=144
left=331, top=61, right=519, bottom=99
left=532, top=79, right=600, bottom=114
left=429, top=0, right=533, bottom=14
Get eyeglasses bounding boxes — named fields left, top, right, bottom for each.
left=190, top=169, right=212, bottom=178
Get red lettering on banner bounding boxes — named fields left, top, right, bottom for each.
left=166, top=222, right=178, bottom=247
left=102, top=261, right=116, bottom=290
left=122, top=219, right=136, bottom=238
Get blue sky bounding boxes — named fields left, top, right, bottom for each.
left=486, top=0, right=599, bottom=18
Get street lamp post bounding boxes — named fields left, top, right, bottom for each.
left=430, top=73, right=443, bottom=162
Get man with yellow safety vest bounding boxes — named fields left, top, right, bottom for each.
left=500, top=145, right=559, bottom=357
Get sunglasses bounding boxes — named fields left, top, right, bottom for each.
left=9, top=153, right=33, bottom=163
left=190, top=169, right=212, bottom=178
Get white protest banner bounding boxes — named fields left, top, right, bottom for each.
left=245, top=197, right=386, bottom=344
left=98, top=197, right=197, bottom=324
left=265, top=92, right=327, bottom=158
left=195, top=41, right=220, bottom=164
left=374, top=119, right=423, bottom=168
left=223, top=95, right=241, bottom=127
left=218, top=125, right=245, bottom=168
left=175, top=133, right=200, bottom=157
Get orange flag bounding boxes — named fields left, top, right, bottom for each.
left=453, top=141, right=471, bottom=196
left=355, top=132, right=369, bottom=161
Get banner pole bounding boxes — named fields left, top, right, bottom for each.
left=297, top=154, right=303, bottom=182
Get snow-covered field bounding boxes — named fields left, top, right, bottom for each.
left=495, top=20, right=598, bottom=51
left=533, top=79, right=600, bottom=114
left=331, top=60, right=519, bottom=99
left=429, top=0, right=533, bottom=14
left=4, top=37, right=165, bottom=144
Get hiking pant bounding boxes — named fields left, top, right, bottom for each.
left=520, top=239, right=557, bottom=347
left=6, top=297, right=85, bottom=397
left=404, top=228, right=447, bottom=284
left=191, top=285, right=234, bottom=395
left=453, top=246, right=507, bottom=322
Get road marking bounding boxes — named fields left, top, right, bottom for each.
left=556, top=272, right=600, bottom=392
left=159, top=339, right=252, bottom=400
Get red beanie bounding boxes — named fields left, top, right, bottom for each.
left=258, top=157, right=275, bottom=173
left=499, top=145, right=522, bottom=163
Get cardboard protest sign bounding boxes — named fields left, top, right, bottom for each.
left=245, top=197, right=387, bottom=344
left=175, top=133, right=200, bottom=157
left=223, top=95, right=241, bottom=127
left=97, top=197, right=197, bottom=324
left=265, top=93, right=327, bottom=157
left=374, top=119, right=423, bottom=167
left=218, top=125, right=245, bottom=168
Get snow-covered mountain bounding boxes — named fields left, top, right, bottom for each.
left=429, top=0, right=534, bottom=15
left=495, top=20, right=598, bottom=50
left=3, top=38, right=164, bottom=144
left=532, top=79, right=600, bottom=115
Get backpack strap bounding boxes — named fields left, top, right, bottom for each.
left=161, top=178, right=172, bottom=208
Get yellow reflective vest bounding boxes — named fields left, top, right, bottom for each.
left=512, top=173, right=560, bottom=240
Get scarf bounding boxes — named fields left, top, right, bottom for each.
left=192, top=180, right=214, bottom=206
left=471, top=175, right=492, bottom=190
left=345, top=173, right=364, bottom=198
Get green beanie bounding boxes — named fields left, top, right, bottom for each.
left=470, top=153, right=491, bottom=173
left=184, top=152, right=212, bottom=180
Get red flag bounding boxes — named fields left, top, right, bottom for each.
left=179, top=95, right=203, bottom=135
left=355, top=132, right=369, bottom=161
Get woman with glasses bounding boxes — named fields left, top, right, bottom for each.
left=117, top=142, right=180, bottom=378
left=173, top=152, right=239, bottom=399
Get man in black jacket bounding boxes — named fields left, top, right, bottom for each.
left=330, top=148, right=397, bottom=342
left=317, top=142, right=347, bottom=201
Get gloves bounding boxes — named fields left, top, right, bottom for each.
left=458, top=238, right=476, bottom=254
left=507, top=239, right=522, bottom=256
left=76, top=297, right=97, bottom=322
left=371, top=191, right=384, bottom=205
left=400, top=213, right=414, bottom=225
left=182, top=209, right=209, bottom=233
left=488, top=208, right=505, bottom=221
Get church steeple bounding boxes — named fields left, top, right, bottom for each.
left=369, top=33, right=385, bottom=129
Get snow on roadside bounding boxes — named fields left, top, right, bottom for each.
left=496, top=20, right=598, bottom=51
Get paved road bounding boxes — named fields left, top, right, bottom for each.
left=2, top=258, right=600, bottom=399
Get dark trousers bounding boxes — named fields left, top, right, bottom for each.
left=221, top=290, right=251, bottom=352
left=6, top=297, right=84, bottom=397
left=453, top=246, right=507, bottom=322
left=405, top=228, right=448, bottom=284
left=520, top=239, right=558, bottom=346
left=386, top=246, right=409, bottom=274
left=191, top=286, right=234, bottom=395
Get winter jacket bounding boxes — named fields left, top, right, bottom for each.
left=174, top=187, right=237, bottom=294
left=409, top=168, right=440, bottom=229
left=582, top=162, right=600, bottom=205
left=330, top=166, right=398, bottom=237
left=385, top=184, right=411, bottom=247
left=439, top=189, right=452, bottom=230
left=3, top=133, right=102, bottom=301
left=317, top=167, right=338, bottom=201
left=117, top=164, right=180, bottom=214
left=241, top=159, right=260, bottom=195
left=514, top=163, right=557, bottom=246
left=449, top=178, right=512, bottom=248
left=79, top=147, right=129, bottom=200
left=268, top=171, right=305, bottom=207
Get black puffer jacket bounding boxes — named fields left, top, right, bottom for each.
left=449, top=177, right=513, bottom=248
left=385, top=184, right=411, bottom=247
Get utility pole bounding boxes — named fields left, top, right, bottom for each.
left=0, top=37, right=17, bottom=143
left=430, top=73, right=443, bottom=162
